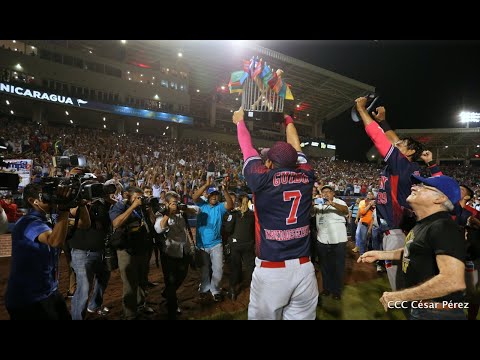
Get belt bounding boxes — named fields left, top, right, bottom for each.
left=361, top=222, right=369, bottom=227
left=384, top=228, right=401, bottom=235
left=260, top=256, right=310, bottom=268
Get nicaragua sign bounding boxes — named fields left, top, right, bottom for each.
left=0, top=81, right=193, bottom=125
left=0, top=82, right=88, bottom=107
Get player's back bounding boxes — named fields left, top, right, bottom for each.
left=244, top=158, right=314, bottom=261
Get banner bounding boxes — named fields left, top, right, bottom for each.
left=0, top=82, right=193, bottom=125
left=2, top=159, right=33, bottom=189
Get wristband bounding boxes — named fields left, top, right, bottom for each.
left=284, top=115, right=294, bottom=127
left=379, top=121, right=392, bottom=132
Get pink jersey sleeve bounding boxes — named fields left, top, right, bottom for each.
left=365, top=121, right=391, bottom=158
left=237, top=120, right=259, bottom=161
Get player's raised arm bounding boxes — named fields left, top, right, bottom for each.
left=233, top=107, right=259, bottom=161
left=370, top=106, right=401, bottom=145
left=284, top=114, right=302, bottom=152
left=355, top=97, right=391, bottom=159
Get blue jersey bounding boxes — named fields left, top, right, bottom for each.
left=376, top=146, right=420, bottom=229
left=243, top=153, right=314, bottom=262
left=5, top=211, right=59, bottom=309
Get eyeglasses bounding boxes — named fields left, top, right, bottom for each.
left=414, top=183, right=443, bottom=195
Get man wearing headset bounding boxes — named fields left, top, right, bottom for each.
left=5, top=183, right=90, bottom=320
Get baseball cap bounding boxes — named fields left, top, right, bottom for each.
left=410, top=174, right=461, bottom=204
left=265, top=141, right=297, bottom=168
left=260, top=147, right=269, bottom=159
left=207, top=187, right=219, bottom=196
left=351, top=93, right=380, bottom=122
left=321, top=185, right=334, bottom=192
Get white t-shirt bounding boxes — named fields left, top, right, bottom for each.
left=314, top=197, right=348, bottom=244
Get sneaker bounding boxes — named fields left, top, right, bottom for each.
left=87, top=306, right=110, bottom=316
left=176, top=307, right=182, bottom=314
left=212, top=293, right=223, bottom=302
left=146, top=281, right=159, bottom=289
left=66, top=291, right=75, bottom=299
left=376, top=265, right=384, bottom=273
left=143, top=306, right=155, bottom=314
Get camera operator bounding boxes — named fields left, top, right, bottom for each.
left=109, top=186, right=156, bottom=320
left=142, top=186, right=159, bottom=290
left=69, top=191, right=116, bottom=320
left=154, top=191, right=199, bottom=319
left=5, top=183, right=90, bottom=320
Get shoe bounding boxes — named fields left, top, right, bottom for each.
left=176, top=307, right=182, bottom=314
left=332, top=294, right=341, bottom=301
left=319, top=290, right=330, bottom=297
left=376, top=265, right=384, bottom=273
left=146, top=281, right=159, bottom=288
left=213, top=293, right=223, bottom=302
left=139, top=305, right=155, bottom=314
left=66, top=291, right=74, bottom=299
left=352, top=246, right=359, bottom=253
left=87, top=306, right=110, bottom=316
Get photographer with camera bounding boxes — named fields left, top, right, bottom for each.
left=5, top=183, right=90, bottom=320
left=109, top=186, right=156, bottom=320
left=69, top=191, right=116, bottom=320
left=154, top=191, right=199, bottom=319
left=192, top=175, right=234, bottom=302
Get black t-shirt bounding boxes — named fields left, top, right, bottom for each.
left=207, top=161, right=215, bottom=172
left=402, top=211, right=466, bottom=302
left=70, top=200, right=111, bottom=251
left=224, top=210, right=255, bottom=246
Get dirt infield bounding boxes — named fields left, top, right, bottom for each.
left=0, top=240, right=379, bottom=320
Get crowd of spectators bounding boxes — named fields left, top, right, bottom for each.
left=2, top=116, right=480, bottom=202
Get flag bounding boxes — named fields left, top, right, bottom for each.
left=278, top=83, right=287, bottom=98
left=263, top=70, right=274, bottom=87
left=240, top=59, right=250, bottom=84
left=229, top=71, right=244, bottom=93
left=259, top=62, right=271, bottom=79
left=248, top=57, right=255, bottom=77
left=285, top=83, right=294, bottom=100
left=273, top=77, right=283, bottom=93
left=266, top=70, right=277, bottom=89
left=252, top=58, right=263, bottom=80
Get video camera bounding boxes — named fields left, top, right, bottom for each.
left=314, top=197, right=328, bottom=205
left=40, top=174, right=116, bottom=207
left=52, top=155, right=87, bottom=169
left=142, top=197, right=188, bottom=216
left=0, top=171, right=20, bottom=191
left=0, top=138, right=20, bottom=191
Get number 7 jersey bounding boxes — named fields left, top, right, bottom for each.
left=242, top=153, right=315, bottom=262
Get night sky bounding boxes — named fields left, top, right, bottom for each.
left=260, top=40, right=480, bottom=161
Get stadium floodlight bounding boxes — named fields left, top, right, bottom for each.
left=460, top=111, right=480, bottom=127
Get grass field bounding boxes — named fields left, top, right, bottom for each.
left=196, top=277, right=407, bottom=320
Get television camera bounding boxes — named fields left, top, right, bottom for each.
left=39, top=174, right=116, bottom=208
